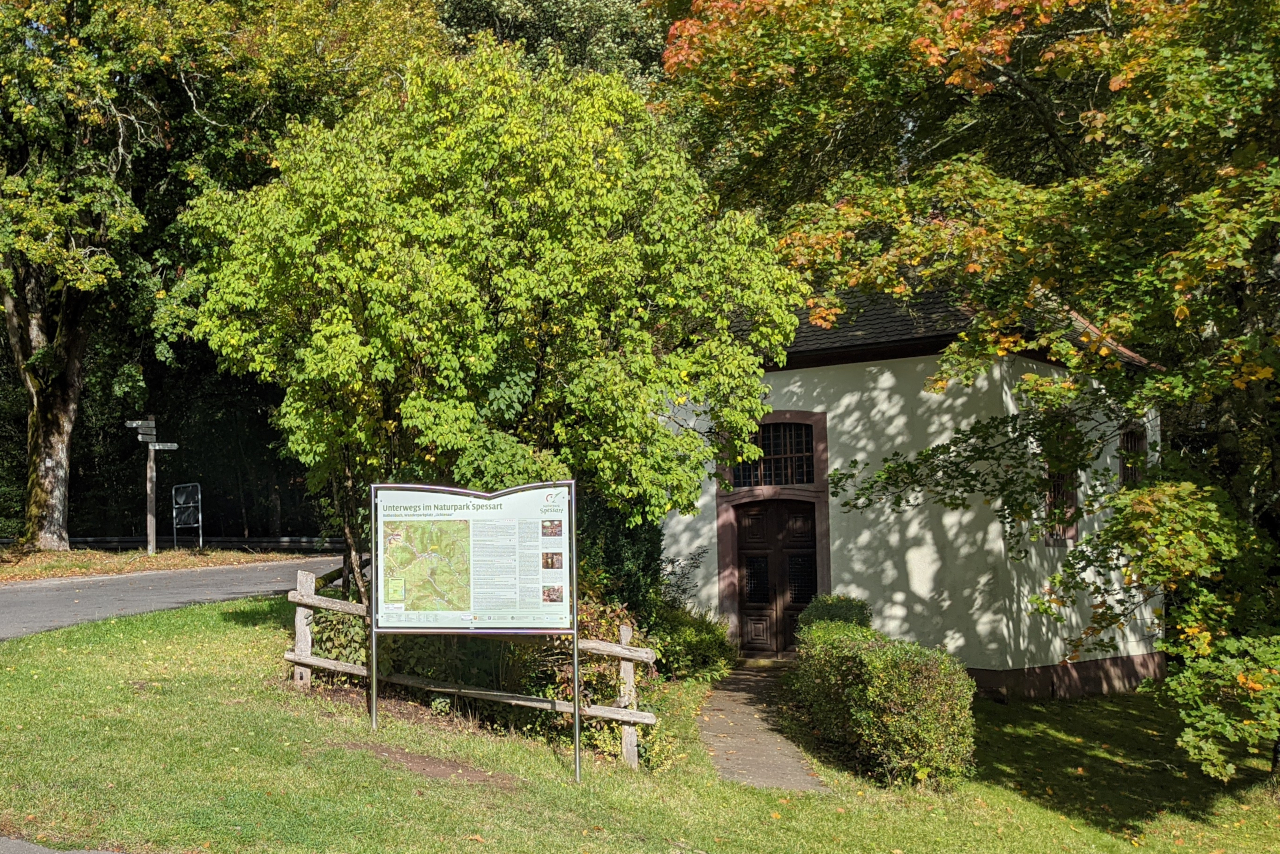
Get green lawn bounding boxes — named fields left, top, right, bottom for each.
left=0, top=597, right=1275, bottom=854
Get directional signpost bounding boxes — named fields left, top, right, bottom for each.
left=125, top=419, right=178, bottom=555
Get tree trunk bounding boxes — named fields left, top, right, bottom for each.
left=332, top=469, right=368, bottom=606
left=1, top=266, right=91, bottom=551
left=23, top=380, right=81, bottom=550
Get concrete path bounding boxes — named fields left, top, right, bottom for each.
left=697, top=668, right=827, bottom=791
left=0, top=555, right=340, bottom=641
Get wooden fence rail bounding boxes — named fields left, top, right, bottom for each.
left=286, top=570, right=655, bottom=768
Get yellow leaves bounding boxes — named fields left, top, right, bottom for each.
left=1173, top=304, right=1190, bottom=321
left=1230, top=363, right=1273, bottom=390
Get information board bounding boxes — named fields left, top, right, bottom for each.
left=371, top=482, right=574, bottom=632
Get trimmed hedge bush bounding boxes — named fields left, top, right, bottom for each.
left=784, top=621, right=976, bottom=785
left=797, top=594, right=873, bottom=629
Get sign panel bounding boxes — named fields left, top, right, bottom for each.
left=173, top=483, right=201, bottom=507
left=149, top=442, right=178, bottom=450
left=373, top=483, right=573, bottom=632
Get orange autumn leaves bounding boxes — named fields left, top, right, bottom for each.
left=664, top=0, right=1193, bottom=94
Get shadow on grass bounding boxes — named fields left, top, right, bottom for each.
left=775, top=678, right=1271, bottom=835
left=973, top=693, right=1270, bottom=835
left=220, top=595, right=294, bottom=630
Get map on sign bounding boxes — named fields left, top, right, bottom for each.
left=381, top=520, right=472, bottom=612
left=373, top=483, right=573, bottom=632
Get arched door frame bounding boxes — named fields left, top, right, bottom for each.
left=716, top=410, right=830, bottom=644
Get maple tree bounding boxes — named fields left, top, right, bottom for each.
left=183, top=42, right=802, bottom=590
left=666, top=0, right=1280, bottom=777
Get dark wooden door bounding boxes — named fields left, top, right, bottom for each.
left=736, top=500, right=818, bottom=655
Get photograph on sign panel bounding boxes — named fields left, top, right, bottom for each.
left=382, top=520, right=471, bottom=611
left=541, top=552, right=563, bottom=570
left=541, top=585, right=564, bottom=603
left=541, top=520, right=563, bottom=538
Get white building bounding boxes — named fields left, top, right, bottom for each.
left=665, top=295, right=1162, bottom=699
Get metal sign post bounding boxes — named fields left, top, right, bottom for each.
left=173, top=483, right=203, bottom=549
left=125, top=419, right=177, bottom=555
left=368, top=481, right=580, bottom=782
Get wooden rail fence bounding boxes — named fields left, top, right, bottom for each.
left=285, top=570, right=656, bottom=768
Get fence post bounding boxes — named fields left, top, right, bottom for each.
left=293, top=570, right=315, bottom=690
left=619, top=624, right=638, bottom=769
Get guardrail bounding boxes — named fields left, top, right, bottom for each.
left=284, top=570, right=656, bottom=768
left=0, top=536, right=345, bottom=552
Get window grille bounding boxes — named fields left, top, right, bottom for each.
left=1119, top=425, right=1147, bottom=487
left=787, top=554, right=817, bottom=607
left=732, top=423, right=815, bottom=487
left=745, top=556, right=771, bottom=604
left=1045, top=471, right=1079, bottom=547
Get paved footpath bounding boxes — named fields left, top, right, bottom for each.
left=697, top=667, right=827, bottom=791
left=0, top=555, right=340, bottom=641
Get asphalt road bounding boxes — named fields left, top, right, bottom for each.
left=0, top=555, right=341, bottom=641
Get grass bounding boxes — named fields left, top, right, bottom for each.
left=0, top=549, right=324, bottom=584
left=0, top=598, right=1276, bottom=854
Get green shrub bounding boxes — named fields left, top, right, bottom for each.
left=797, top=594, right=873, bottom=629
left=785, top=621, right=976, bottom=785
left=646, top=602, right=735, bottom=681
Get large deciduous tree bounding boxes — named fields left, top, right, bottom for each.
left=665, top=0, right=1280, bottom=777
left=0, top=0, right=440, bottom=549
left=183, top=43, right=803, bottom=600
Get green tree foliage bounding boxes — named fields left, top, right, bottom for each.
left=665, top=0, right=1280, bottom=777
left=438, top=0, right=670, bottom=84
left=0, top=0, right=440, bottom=549
left=184, top=43, right=803, bottom=589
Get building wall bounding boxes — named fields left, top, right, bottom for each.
left=996, top=356, right=1162, bottom=670
left=663, top=354, right=1159, bottom=675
